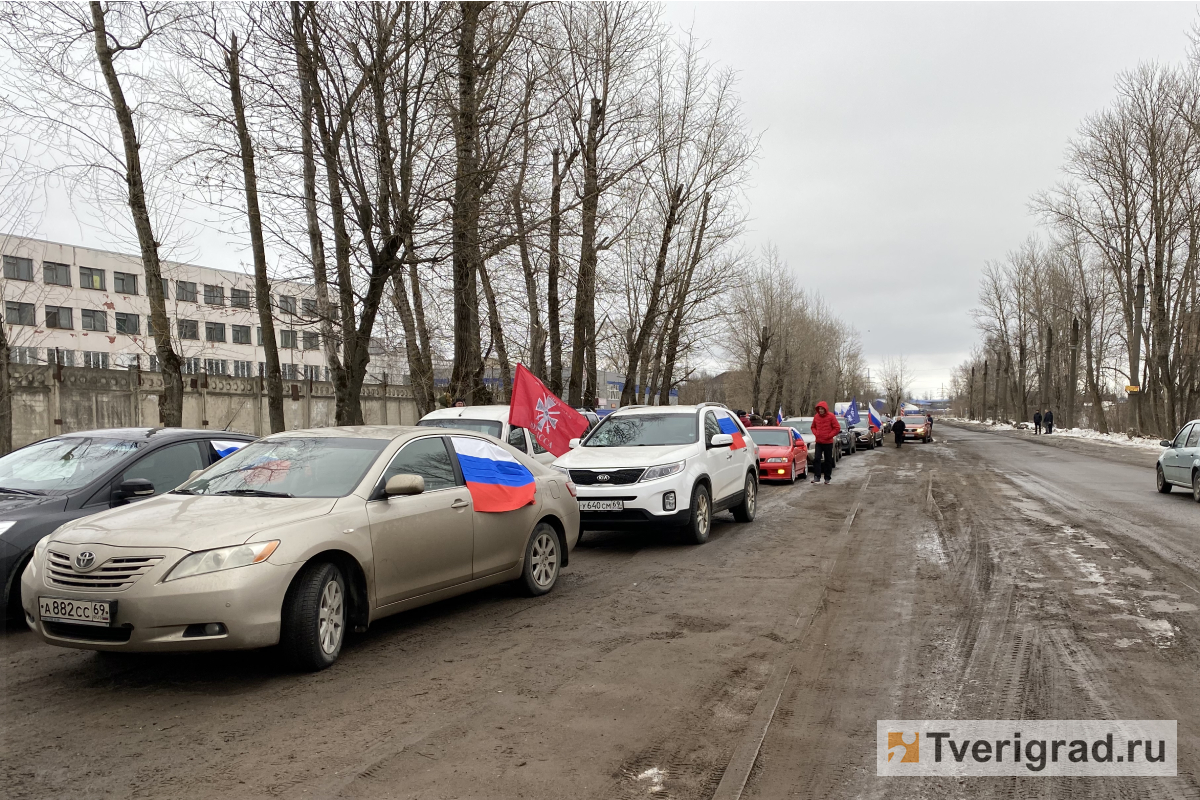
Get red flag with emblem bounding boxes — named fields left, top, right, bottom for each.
left=509, top=363, right=591, bottom=457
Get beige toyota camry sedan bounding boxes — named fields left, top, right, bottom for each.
left=21, top=426, right=579, bottom=670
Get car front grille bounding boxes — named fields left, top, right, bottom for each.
left=568, top=468, right=646, bottom=486
left=43, top=621, right=132, bottom=643
left=46, top=550, right=163, bottom=592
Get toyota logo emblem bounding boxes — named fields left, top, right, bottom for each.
left=596, top=474, right=611, bottom=482
left=74, top=551, right=96, bottom=571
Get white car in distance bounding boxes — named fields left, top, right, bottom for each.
left=551, top=404, right=760, bottom=544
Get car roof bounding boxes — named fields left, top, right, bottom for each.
left=57, top=427, right=255, bottom=442
left=611, top=405, right=697, bottom=416
left=419, top=405, right=512, bottom=423
left=748, top=425, right=791, bottom=430
left=261, top=425, right=429, bottom=441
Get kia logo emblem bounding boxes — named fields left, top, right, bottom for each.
left=74, top=551, right=96, bottom=571
left=597, top=474, right=611, bottom=482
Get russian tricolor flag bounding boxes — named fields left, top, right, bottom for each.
left=451, top=436, right=537, bottom=513
left=717, top=415, right=747, bottom=450
left=868, top=404, right=882, bottom=432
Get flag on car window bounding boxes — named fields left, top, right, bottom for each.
left=776, top=407, right=783, bottom=425
left=717, top=414, right=747, bottom=449
left=868, top=404, right=882, bottom=432
left=451, top=436, right=536, bottom=512
left=846, top=398, right=861, bottom=426
left=509, top=363, right=591, bottom=456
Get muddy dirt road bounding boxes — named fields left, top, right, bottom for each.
left=3, top=424, right=1199, bottom=799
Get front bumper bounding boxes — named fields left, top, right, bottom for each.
left=575, top=474, right=694, bottom=531
left=22, top=551, right=300, bottom=652
left=758, top=462, right=796, bottom=480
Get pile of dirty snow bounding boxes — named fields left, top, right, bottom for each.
left=944, top=418, right=1166, bottom=453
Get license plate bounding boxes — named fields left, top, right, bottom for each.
left=579, top=500, right=624, bottom=512
left=39, top=597, right=114, bottom=627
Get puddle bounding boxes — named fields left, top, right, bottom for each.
left=1147, top=600, right=1197, bottom=614
left=1122, top=567, right=1153, bottom=581
left=1112, top=615, right=1175, bottom=645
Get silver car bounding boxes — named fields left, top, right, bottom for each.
left=1157, top=419, right=1200, bottom=499
left=21, top=426, right=579, bottom=670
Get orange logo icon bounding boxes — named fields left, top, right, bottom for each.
left=887, top=732, right=919, bottom=763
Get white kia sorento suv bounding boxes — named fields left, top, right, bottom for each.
left=550, top=403, right=759, bottom=544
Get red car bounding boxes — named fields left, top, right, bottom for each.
left=747, top=426, right=808, bottom=483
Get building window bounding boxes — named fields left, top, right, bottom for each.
left=44, top=261, right=71, bottom=286
left=79, top=266, right=105, bottom=291
left=82, top=351, right=110, bottom=370
left=276, top=295, right=297, bottom=315
left=303, top=364, right=321, bottom=381
left=302, top=331, right=319, bottom=350
left=204, top=358, right=228, bottom=376
left=178, top=319, right=199, bottom=340
left=280, top=329, right=297, bottom=349
left=205, top=321, right=226, bottom=342
left=281, top=363, right=298, bottom=380
left=233, top=360, right=254, bottom=378
left=5, top=301, right=34, bottom=326
left=302, top=298, right=318, bottom=318
left=182, top=357, right=201, bottom=375
left=9, top=346, right=38, bottom=365
left=160, top=279, right=170, bottom=299
left=148, top=355, right=160, bottom=372
left=230, top=288, right=251, bottom=308
left=114, top=271, right=138, bottom=294
left=81, top=309, right=108, bottom=332
left=231, top=324, right=251, bottom=344
left=115, top=312, right=139, bottom=335
left=3, top=255, right=33, bottom=281
left=258, top=361, right=265, bottom=377
left=45, top=306, right=73, bottom=330
left=176, top=281, right=197, bottom=302
left=204, top=284, right=224, bottom=306
left=47, top=348, right=75, bottom=367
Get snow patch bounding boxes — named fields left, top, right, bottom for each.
left=636, top=767, right=666, bottom=794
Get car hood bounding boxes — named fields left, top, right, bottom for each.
left=0, top=493, right=66, bottom=517
left=553, top=444, right=696, bottom=470
left=756, top=445, right=794, bottom=457
left=49, top=493, right=338, bottom=550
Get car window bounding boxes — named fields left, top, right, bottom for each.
left=507, top=426, right=529, bottom=452
left=417, top=418, right=503, bottom=438
left=122, top=441, right=206, bottom=495
left=585, top=414, right=699, bottom=447
left=1188, top=426, right=1200, bottom=449
left=180, top=437, right=389, bottom=498
left=1175, top=424, right=1194, bottom=449
left=747, top=430, right=792, bottom=448
left=0, top=436, right=143, bottom=494
left=784, top=419, right=812, bottom=435
left=380, top=437, right=459, bottom=493
left=704, top=412, right=721, bottom=443
left=530, top=433, right=548, bottom=455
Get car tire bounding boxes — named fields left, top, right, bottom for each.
left=1193, top=470, right=1200, bottom=504
left=732, top=472, right=757, bottom=523
left=684, top=483, right=712, bottom=545
left=520, top=522, right=561, bottom=596
left=787, top=461, right=797, bottom=484
left=1157, top=465, right=1172, bottom=494
left=280, top=561, right=347, bottom=672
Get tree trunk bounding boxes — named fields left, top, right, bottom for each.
left=570, top=98, right=602, bottom=407
left=547, top=149, right=571, bottom=397
left=478, top=260, right=512, bottom=401
left=658, top=193, right=710, bottom=406
left=512, top=185, right=545, bottom=380
left=228, top=31, right=285, bottom=434
left=90, top=1, right=183, bottom=426
left=1067, top=317, right=1079, bottom=428
left=0, top=322, right=10, bottom=454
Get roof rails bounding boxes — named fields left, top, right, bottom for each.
left=695, top=402, right=730, bottom=409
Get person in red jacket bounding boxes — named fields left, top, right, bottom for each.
left=810, top=400, right=841, bottom=485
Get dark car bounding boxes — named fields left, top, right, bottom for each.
left=0, top=427, right=255, bottom=621
left=846, top=416, right=883, bottom=450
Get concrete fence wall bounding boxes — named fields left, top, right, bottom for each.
left=8, top=364, right=419, bottom=449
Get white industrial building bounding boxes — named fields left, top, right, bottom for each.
left=2, top=236, right=333, bottom=381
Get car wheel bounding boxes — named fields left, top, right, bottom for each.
left=732, top=472, right=757, bottom=523
left=788, top=461, right=797, bottom=484
left=1157, top=465, right=1172, bottom=494
left=281, top=561, right=346, bottom=672
left=1193, top=470, right=1200, bottom=504
left=520, top=522, right=561, bottom=596
left=684, top=483, right=712, bottom=545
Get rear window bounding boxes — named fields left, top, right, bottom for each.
left=747, top=430, right=793, bottom=448
left=417, top=418, right=503, bottom=439
left=783, top=419, right=811, bottom=435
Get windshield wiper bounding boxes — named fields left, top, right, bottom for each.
left=214, top=489, right=294, bottom=498
left=0, top=487, right=44, bottom=496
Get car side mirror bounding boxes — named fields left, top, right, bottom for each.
left=568, top=438, right=581, bottom=449
left=710, top=433, right=733, bottom=448
left=1161, top=440, right=1172, bottom=448
left=385, top=474, right=425, bottom=496
left=113, top=478, right=155, bottom=503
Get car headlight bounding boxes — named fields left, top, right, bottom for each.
left=164, top=540, right=280, bottom=582
left=641, top=461, right=685, bottom=482
left=550, top=465, right=571, bottom=477
left=0, top=521, right=17, bottom=538
left=765, top=457, right=787, bottom=463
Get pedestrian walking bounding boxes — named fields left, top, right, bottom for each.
left=810, top=401, right=840, bottom=484
left=891, top=414, right=906, bottom=447
left=1033, top=410, right=1042, bottom=435
left=1044, top=408, right=1054, bottom=434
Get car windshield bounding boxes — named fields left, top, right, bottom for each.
left=784, top=419, right=812, bottom=435
left=178, top=437, right=388, bottom=498
left=584, top=414, right=698, bottom=447
left=417, top=418, right=503, bottom=439
left=903, top=416, right=926, bottom=425
left=748, top=430, right=793, bottom=447
left=0, top=436, right=142, bottom=494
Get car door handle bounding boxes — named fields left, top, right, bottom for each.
left=451, top=498, right=470, bottom=509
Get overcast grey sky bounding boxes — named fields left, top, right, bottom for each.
left=661, top=1, right=1199, bottom=396
left=29, top=2, right=1200, bottom=398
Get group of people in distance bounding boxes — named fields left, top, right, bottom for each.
left=1032, top=408, right=1055, bottom=435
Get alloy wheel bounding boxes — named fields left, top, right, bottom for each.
left=697, top=493, right=710, bottom=536
left=530, top=531, right=559, bottom=587
left=745, top=477, right=757, bottom=516
left=318, top=579, right=344, bottom=656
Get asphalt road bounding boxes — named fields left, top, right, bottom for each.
left=3, top=426, right=1200, bottom=799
